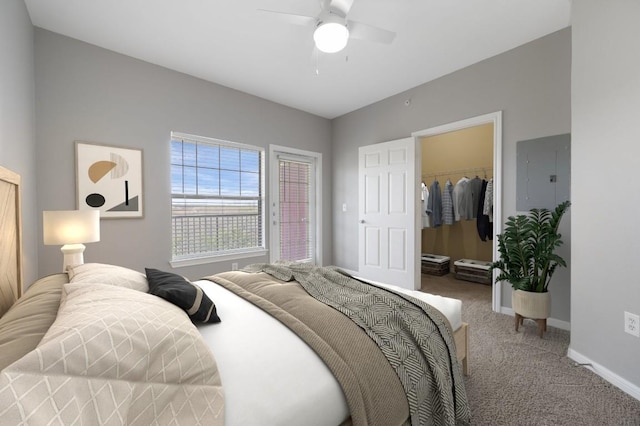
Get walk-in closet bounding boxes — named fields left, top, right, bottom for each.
left=420, top=123, right=495, bottom=283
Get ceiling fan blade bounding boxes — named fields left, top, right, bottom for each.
left=329, top=0, right=354, bottom=16
left=320, top=0, right=331, bottom=12
left=347, top=20, right=396, bottom=44
left=258, top=9, right=317, bottom=27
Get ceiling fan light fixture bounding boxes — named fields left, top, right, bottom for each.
left=314, top=22, right=349, bottom=53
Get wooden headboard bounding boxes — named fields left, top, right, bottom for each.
left=0, top=166, right=23, bottom=317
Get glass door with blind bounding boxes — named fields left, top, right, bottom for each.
left=269, top=147, right=321, bottom=265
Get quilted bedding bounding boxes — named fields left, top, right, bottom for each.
left=207, top=263, right=470, bottom=426
left=0, top=282, right=224, bottom=425
left=0, top=261, right=469, bottom=425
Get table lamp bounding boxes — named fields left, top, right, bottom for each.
left=43, top=210, right=100, bottom=271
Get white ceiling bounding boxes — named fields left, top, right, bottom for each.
left=24, top=0, right=571, bottom=119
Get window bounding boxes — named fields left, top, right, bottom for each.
left=170, top=132, right=265, bottom=264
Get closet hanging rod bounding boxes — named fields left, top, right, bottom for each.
left=422, top=165, right=493, bottom=180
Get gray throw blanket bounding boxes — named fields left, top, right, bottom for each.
left=244, top=262, right=471, bottom=426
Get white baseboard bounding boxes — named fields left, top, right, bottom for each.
left=567, top=348, right=640, bottom=401
left=499, top=307, right=571, bottom=331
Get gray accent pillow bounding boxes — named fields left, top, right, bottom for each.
left=145, top=268, right=221, bottom=323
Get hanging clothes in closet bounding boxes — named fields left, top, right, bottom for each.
left=426, top=180, right=443, bottom=227
left=469, top=176, right=483, bottom=219
left=422, top=170, right=494, bottom=242
left=442, top=179, right=455, bottom=225
left=483, top=178, right=494, bottom=223
left=453, top=177, right=473, bottom=221
left=476, top=179, right=493, bottom=241
left=421, top=182, right=430, bottom=228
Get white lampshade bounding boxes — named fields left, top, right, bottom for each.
left=314, top=22, right=349, bottom=53
left=43, top=210, right=100, bottom=271
left=43, top=210, right=100, bottom=245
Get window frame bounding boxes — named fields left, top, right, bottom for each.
left=169, top=131, right=267, bottom=268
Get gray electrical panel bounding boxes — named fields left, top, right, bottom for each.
left=516, top=134, right=570, bottom=212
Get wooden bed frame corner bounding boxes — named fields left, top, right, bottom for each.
left=454, top=322, right=469, bottom=375
left=0, top=165, right=23, bottom=318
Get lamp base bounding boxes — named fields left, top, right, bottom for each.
left=60, top=243, right=86, bottom=272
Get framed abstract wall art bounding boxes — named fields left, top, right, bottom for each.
left=76, top=141, right=144, bottom=218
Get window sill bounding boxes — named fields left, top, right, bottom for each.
left=170, top=248, right=269, bottom=269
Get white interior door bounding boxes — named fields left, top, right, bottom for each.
left=358, top=138, right=420, bottom=290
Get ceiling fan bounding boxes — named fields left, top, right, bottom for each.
left=260, top=0, right=396, bottom=54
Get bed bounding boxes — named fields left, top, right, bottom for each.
left=0, top=165, right=470, bottom=425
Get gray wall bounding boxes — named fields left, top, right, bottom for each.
left=331, top=29, right=572, bottom=321
left=34, top=29, right=332, bottom=280
left=571, top=1, right=640, bottom=391
left=0, top=0, right=38, bottom=287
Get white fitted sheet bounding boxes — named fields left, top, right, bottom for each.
left=195, top=279, right=349, bottom=426
left=195, top=275, right=462, bottom=426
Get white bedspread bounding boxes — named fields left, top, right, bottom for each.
left=195, top=276, right=462, bottom=426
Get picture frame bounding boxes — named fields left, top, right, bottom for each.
left=75, top=141, right=144, bottom=218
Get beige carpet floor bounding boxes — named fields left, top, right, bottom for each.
left=421, top=273, right=640, bottom=426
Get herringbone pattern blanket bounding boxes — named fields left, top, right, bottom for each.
left=207, top=271, right=409, bottom=426
left=244, top=262, right=471, bottom=426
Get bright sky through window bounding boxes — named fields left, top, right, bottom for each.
left=170, top=134, right=264, bottom=261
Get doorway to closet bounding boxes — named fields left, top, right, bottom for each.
left=412, top=111, right=502, bottom=311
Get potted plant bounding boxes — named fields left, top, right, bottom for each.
left=489, top=200, right=571, bottom=337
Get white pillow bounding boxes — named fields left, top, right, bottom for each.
left=67, top=262, right=149, bottom=292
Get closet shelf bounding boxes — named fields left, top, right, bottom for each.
left=422, top=165, right=493, bottom=181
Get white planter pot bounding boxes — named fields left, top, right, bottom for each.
left=512, top=290, right=551, bottom=319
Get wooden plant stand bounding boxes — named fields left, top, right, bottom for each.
left=515, top=313, right=547, bottom=338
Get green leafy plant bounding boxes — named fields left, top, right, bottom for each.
left=489, top=201, right=570, bottom=292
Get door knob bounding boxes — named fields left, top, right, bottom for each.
left=360, top=220, right=365, bottom=224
